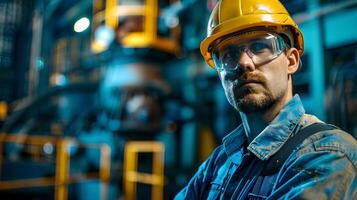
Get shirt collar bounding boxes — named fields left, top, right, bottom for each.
left=222, top=95, right=305, bottom=161
left=247, top=95, right=305, bottom=160
left=222, top=125, right=246, bottom=156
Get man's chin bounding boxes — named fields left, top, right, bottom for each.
left=235, top=93, right=272, bottom=113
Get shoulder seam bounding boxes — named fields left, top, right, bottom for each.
left=293, top=145, right=357, bottom=171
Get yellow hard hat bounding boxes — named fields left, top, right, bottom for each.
left=200, top=0, right=304, bottom=68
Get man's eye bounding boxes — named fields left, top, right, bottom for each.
left=223, top=51, right=237, bottom=59
left=250, top=42, right=271, bottom=53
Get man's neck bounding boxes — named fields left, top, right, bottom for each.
left=240, top=92, right=292, bottom=143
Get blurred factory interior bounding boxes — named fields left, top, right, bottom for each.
left=0, top=0, right=356, bottom=199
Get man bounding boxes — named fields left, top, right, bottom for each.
left=176, top=0, right=357, bottom=199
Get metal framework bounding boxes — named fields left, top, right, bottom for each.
left=92, top=0, right=181, bottom=54
left=123, top=141, right=165, bottom=200
left=0, top=134, right=111, bottom=200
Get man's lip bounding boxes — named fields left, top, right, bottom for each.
left=238, top=80, right=262, bottom=87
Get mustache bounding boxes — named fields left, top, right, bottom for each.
left=237, top=73, right=266, bottom=86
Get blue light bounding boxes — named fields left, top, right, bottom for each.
left=94, top=25, right=115, bottom=46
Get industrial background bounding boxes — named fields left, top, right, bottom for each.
left=0, top=0, right=356, bottom=199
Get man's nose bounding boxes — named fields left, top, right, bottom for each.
left=238, top=51, right=255, bottom=72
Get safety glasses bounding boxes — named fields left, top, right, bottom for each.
left=211, top=31, right=287, bottom=72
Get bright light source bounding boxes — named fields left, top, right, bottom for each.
left=74, top=17, right=90, bottom=33
left=43, top=143, right=54, bottom=155
left=95, top=25, right=115, bottom=45
left=91, top=25, right=115, bottom=53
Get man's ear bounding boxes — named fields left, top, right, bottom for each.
left=286, top=48, right=300, bottom=75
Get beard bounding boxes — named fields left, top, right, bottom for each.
left=234, top=86, right=275, bottom=113
left=226, top=76, right=285, bottom=114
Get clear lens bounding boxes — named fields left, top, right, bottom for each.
left=212, top=32, right=286, bottom=71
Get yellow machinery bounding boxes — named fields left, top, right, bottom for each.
left=123, top=141, right=164, bottom=200
left=92, top=0, right=181, bottom=54
left=0, top=134, right=111, bottom=200
left=0, top=102, right=7, bottom=120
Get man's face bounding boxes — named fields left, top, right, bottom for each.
left=213, top=31, right=291, bottom=113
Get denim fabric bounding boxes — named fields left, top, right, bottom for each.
left=175, top=95, right=357, bottom=199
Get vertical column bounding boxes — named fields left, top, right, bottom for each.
left=151, top=144, right=164, bottom=200
left=105, top=0, right=118, bottom=28
left=100, top=144, right=111, bottom=200
left=124, top=144, right=138, bottom=200
left=145, top=0, right=158, bottom=41
left=55, top=139, right=70, bottom=200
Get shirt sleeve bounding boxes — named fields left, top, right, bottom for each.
left=267, top=150, right=357, bottom=200
left=174, top=146, right=224, bottom=200
left=174, top=160, right=209, bottom=200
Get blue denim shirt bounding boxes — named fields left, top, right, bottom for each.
left=175, top=95, right=357, bottom=199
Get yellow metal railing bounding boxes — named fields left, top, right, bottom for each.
left=0, top=134, right=111, bottom=200
left=124, top=141, right=165, bottom=200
